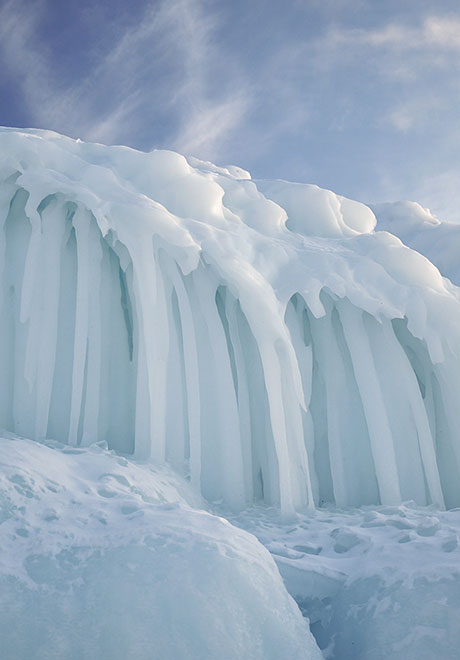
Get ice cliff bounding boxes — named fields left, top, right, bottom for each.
left=1, top=128, right=460, bottom=518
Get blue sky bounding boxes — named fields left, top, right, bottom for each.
left=0, top=0, right=459, bottom=221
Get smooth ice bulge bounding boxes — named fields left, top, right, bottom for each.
left=1, top=128, right=460, bottom=517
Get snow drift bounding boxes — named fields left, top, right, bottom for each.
left=0, top=434, right=322, bottom=660
left=1, top=128, right=460, bottom=517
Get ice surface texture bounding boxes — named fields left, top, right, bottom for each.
left=0, top=435, right=322, bottom=660
left=1, top=128, right=460, bottom=516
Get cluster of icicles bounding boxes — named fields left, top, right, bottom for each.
left=1, top=128, right=460, bottom=516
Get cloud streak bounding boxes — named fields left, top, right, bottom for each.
left=0, top=0, right=58, bottom=121
left=0, top=0, right=250, bottom=160
left=329, top=15, right=460, bottom=51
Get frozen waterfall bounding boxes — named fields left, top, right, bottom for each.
left=1, top=127, right=460, bottom=516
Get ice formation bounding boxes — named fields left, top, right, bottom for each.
left=1, top=128, right=460, bottom=517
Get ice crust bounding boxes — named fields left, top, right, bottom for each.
left=0, top=434, right=322, bottom=660
left=1, top=128, right=460, bottom=517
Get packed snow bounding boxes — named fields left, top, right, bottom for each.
left=1, top=127, right=460, bottom=659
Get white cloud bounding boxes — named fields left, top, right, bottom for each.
left=0, top=0, right=56, bottom=121
left=419, top=16, right=460, bottom=50
left=329, top=15, right=460, bottom=52
left=172, top=95, right=250, bottom=156
left=387, top=108, right=414, bottom=132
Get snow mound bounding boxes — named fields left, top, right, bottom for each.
left=0, top=434, right=321, bottom=660
left=256, top=179, right=376, bottom=237
left=1, top=128, right=460, bottom=515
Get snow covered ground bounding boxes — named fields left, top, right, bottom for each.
left=2, top=433, right=459, bottom=660
left=227, top=503, right=460, bottom=659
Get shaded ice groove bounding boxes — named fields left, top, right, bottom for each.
left=1, top=127, right=460, bottom=515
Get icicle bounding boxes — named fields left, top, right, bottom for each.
left=46, top=217, right=78, bottom=443
left=131, top=241, right=169, bottom=461
left=166, top=260, right=202, bottom=490
left=285, top=296, right=319, bottom=503
left=223, top=290, right=254, bottom=503
left=67, top=207, right=92, bottom=446
left=0, top=177, right=17, bottom=299
left=431, top=358, right=460, bottom=507
left=337, top=299, right=402, bottom=505
left=8, top=189, right=36, bottom=439
left=19, top=192, right=43, bottom=327
left=189, top=266, right=245, bottom=511
left=376, top=318, right=444, bottom=507
left=308, top=303, right=350, bottom=506
left=33, top=197, right=67, bottom=439
left=79, top=226, right=103, bottom=446
left=249, top=339, right=296, bottom=516
left=235, top=302, right=280, bottom=505
left=0, top=180, right=19, bottom=429
left=96, top=245, right=136, bottom=453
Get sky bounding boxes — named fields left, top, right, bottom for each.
left=0, top=0, right=459, bottom=221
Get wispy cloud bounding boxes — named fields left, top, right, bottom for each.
left=0, top=0, right=57, bottom=121
left=172, top=95, right=250, bottom=157
left=295, top=12, right=460, bottom=137
left=328, top=15, right=460, bottom=51
left=0, top=0, right=251, bottom=160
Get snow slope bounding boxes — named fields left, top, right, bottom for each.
left=1, top=128, right=460, bottom=517
left=0, top=434, right=322, bottom=660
